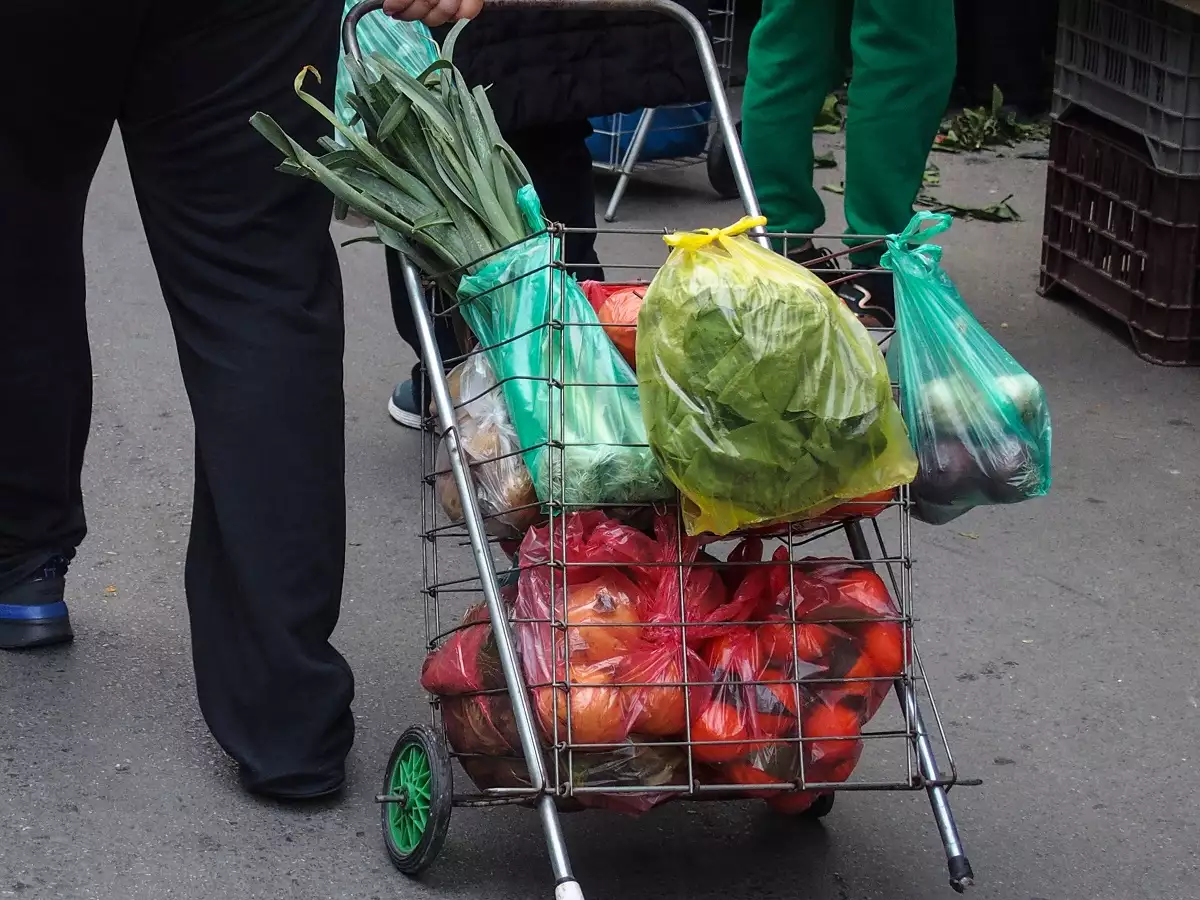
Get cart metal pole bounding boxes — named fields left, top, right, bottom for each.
left=845, top=522, right=975, bottom=892
left=344, top=7, right=586, bottom=898
left=345, top=0, right=766, bottom=248
left=603, top=107, right=658, bottom=223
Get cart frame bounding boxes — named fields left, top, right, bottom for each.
left=343, top=2, right=976, bottom=895
left=588, top=0, right=739, bottom=221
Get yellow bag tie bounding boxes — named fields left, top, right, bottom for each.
left=663, top=216, right=768, bottom=250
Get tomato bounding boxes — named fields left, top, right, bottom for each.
left=690, top=701, right=751, bottom=763
left=803, top=703, right=862, bottom=767
left=723, top=761, right=786, bottom=799
left=809, top=753, right=860, bottom=785
left=842, top=651, right=876, bottom=682
left=535, top=663, right=629, bottom=747
left=619, top=647, right=712, bottom=738
left=832, top=568, right=895, bottom=620
left=823, top=489, right=896, bottom=522
left=703, top=629, right=763, bottom=679
left=859, top=621, right=905, bottom=678
left=753, top=675, right=801, bottom=739
left=596, top=286, right=645, bottom=368
left=565, top=578, right=644, bottom=663
left=758, top=619, right=835, bottom=667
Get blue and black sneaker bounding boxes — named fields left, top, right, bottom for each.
left=387, top=379, right=425, bottom=431
left=0, top=556, right=74, bottom=650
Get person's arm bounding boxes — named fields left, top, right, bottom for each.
left=382, top=0, right=483, bottom=27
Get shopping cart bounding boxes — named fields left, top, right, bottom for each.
left=587, top=0, right=739, bottom=221
left=343, top=2, right=977, bottom=896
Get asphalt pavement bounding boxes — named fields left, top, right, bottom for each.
left=2, top=132, right=1198, bottom=900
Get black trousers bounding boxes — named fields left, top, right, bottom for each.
left=0, top=1, right=354, bottom=796
left=388, top=121, right=604, bottom=393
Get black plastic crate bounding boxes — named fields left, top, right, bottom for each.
left=1040, top=108, right=1200, bottom=364
left=1053, top=0, right=1200, bottom=176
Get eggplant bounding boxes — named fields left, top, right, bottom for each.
left=980, top=434, right=1041, bottom=504
left=913, top=437, right=987, bottom=506
left=912, top=496, right=968, bottom=526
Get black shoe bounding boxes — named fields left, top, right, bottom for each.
left=242, top=768, right=347, bottom=804
left=387, top=379, right=425, bottom=430
left=788, top=243, right=894, bottom=351
left=837, top=271, right=895, bottom=330
left=0, top=556, right=74, bottom=650
left=787, top=240, right=840, bottom=275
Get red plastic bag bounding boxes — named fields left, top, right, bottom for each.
left=420, top=603, right=505, bottom=696
left=581, top=281, right=646, bottom=369
left=533, top=658, right=631, bottom=747
left=691, top=625, right=822, bottom=765
left=441, top=694, right=522, bottom=757
left=766, top=550, right=899, bottom=622
left=617, top=642, right=713, bottom=738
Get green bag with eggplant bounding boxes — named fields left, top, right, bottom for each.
left=884, top=212, right=1052, bottom=525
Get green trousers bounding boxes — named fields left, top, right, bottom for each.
left=742, top=0, right=957, bottom=264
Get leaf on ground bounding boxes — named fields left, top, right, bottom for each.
left=916, top=192, right=1020, bottom=223
left=822, top=182, right=846, bottom=195
left=923, top=162, right=941, bottom=187
left=813, top=93, right=843, bottom=133
left=105, top=585, right=117, bottom=594
left=934, top=85, right=1050, bottom=151
left=814, top=151, right=838, bottom=169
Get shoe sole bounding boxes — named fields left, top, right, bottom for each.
left=0, top=617, right=74, bottom=650
left=387, top=396, right=424, bottom=430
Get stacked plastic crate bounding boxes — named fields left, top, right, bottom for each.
left=1041, top=0, right=1200, bottom=364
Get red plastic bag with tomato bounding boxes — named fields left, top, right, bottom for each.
left=581, top=281, right=646, bottom=369
left=420, top=603, right=506, bottom=696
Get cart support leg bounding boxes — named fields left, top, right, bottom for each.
left=844, top=521, right=974, bottom=893
left=604, top=107, right=657, bottom=223
left=897, top=679, right=975, bottom=893
left=398, top=258, right=585, bottom=900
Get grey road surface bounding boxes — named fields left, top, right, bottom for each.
left=2, top=134, right=1198, bottom=900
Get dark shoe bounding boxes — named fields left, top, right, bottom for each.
left=242, top=767, right=346, bottom=803
left=0, top=556, right=74, bottom=650
left=787, top=239, right=840, bottom=274
left=788, top=243, right=894, bottom=351
left=387, top=379, right=425, bottom=430
left=837, top=271, right=895, bottom=353
left=837, top=270, right=896, bottom=330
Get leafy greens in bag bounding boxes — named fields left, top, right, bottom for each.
left=457, top=188, right=670, bottom=507
left=637, top=217, right=917, bottom=535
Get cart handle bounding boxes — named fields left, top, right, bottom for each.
left=341, top=0, right=766, bottom=243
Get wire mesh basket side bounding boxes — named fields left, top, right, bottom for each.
left=415, top=226, right=958, bottom=806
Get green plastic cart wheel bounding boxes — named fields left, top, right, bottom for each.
left=380, top=724, right=453, bottom=875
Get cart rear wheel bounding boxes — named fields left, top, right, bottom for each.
left=381, top=725, right=453, bottom=875
left=805, top=792, right=836, bottom=819
left=706, top=120, right=743, bottom=200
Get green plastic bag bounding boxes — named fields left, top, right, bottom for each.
left=334, top=1, right=437, bottom=136
left=884, top=212, right=1052, bottom=526
left=457, top=186, right=670, bottom=507
left=637, top=217, right=918, bottom=536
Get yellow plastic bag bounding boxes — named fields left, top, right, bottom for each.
left=636, top=217, right=918, bottom=535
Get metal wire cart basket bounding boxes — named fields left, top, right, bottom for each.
left=343, top=2, right=978, bottom=897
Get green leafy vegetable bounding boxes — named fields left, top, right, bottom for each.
left=935, top=86, right=1050, bottom=153
left=637, top=222, right=917, bottom=535
left=250, top=23, right=535, bottom=294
